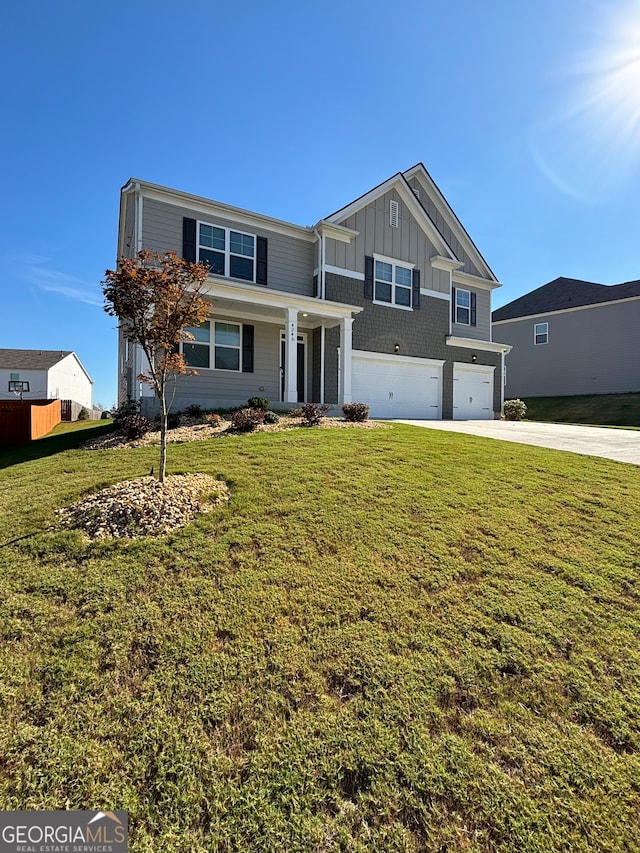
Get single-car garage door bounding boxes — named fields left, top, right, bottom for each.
left=352, top=351, right=443, bottom=418
left=453, top=363, right=494, bottom=419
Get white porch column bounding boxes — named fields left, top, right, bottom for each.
left=338, top=316, right=353, bottom=404
left=285, top=307, right=299, bottom=403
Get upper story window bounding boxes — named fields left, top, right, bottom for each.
left=452, top=286, right=476, bottom=326
left=374, top=258, right=413, bottom=308
left=534, top=322, right=548, bottom=345
left=198, top=222, right=255, bottom=282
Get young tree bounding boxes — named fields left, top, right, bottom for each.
left=102, top=250, right=210, bottom=482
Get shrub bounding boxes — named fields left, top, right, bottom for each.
left=119, top=413, right=153, bottom=440
left=185, top=403, right=202, bottom=417
left=301, top=403, right=330, bottom=426
left=167, top=412, right=181, bottom=429
left=231, top=407, right=265, bottom=432
left=247, top=397, right=270, bottom=411
left=503, top=399, right=527, bottom=421
left=77, top=407, right=90, bottom=421
left=263, top=410, right=280, bottom=424
left=288, top=408, right=303, bottom=418
left=112, top=399, right=140, bottom=427
left=205, top=412, right=223, bottom=426
left=342, top=402, right=370, bottom=422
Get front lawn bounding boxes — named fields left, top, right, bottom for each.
left=522, top=392, right=640, bottom=427
left=1, top=426, right=639, bottom=852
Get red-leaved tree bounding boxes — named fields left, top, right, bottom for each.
left=102, top=251, right=210, bottom=482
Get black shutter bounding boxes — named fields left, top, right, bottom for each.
left=256, top=237, right=268, bottom=285
left=451, top=286, right=456, bottom=322
left=183, top=218, right=197, bottom=262
left=412, top=268, right=420, bottom=309
left=242, top=324, right=254, bottom=373
left=470, top=292, right=477, bottom=326
left=364, top=255, right=374, bottom=301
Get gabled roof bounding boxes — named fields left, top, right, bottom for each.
left=493, top=277, right=640, bottom=322
left=0, top=348, right=73, bottom=370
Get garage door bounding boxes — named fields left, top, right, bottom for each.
left=352, top=351, right=443, bottom=418
left=453, top=363, right=494, bottom=419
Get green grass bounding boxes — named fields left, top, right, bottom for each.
left=1, top=426, right=640, bottom=852
left=523, top=392, right=640, bottom=427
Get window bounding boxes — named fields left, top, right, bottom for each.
left=534, top=322, right=548, bottom=345
left=214, top=322, right=241, bottom=370
left=374, top=259, right=413, bottom=307
left=455, top=288, right=471, bottom=324
left=198, top=222, right=255, bottom=282
left=9, top=373, right=19, bottom=381
left=183, top=320, right=211, bottom=368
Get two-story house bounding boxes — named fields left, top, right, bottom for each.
left=117, top=165, right=511, bottom=419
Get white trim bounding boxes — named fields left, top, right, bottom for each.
left=280, top=329, right=308, bottom=403
left=202, top=279, right=363, bottom=320
left=453, top=270, right=503, bottom=292
left=339, top=317, right=353, bottom=404
left=314, top=220, right=359, bottom=243
left=135, top=181, right=316, bottom=243
left=420, top=288, right=450, bottom=301
left=372, top=253, right=414, bottom=310
left=430, top=256, right=464, bottom=272
left=453, top=361, right=496, bottom=375
left=353, top=350, right=445, bottom=368
left=320, top=326, right=325, bottom=404
left=492, top=293, right=640, bottom=324
left=446, top=335, right=512, bottom=354
left=324, top=264, right=365, bottom=281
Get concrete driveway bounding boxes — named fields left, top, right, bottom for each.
left=392, top=420, right=640, bottom=465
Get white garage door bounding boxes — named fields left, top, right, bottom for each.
left=453, top=363, right=494, bottom=419
left=352, top=351, right=443, bottom=418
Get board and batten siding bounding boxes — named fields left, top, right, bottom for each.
left=141, top=197, right=316, bottom=297
left=406, top=176, right=482, bottom=278
left=325, top=189, right=448, bottom=295
left=452, top=287, right=492, bottom=342
left=497, top=299, right=640, bottom=397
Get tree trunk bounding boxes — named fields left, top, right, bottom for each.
left=159, top=387, right=167, bottom=483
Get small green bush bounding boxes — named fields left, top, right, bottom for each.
left=231, top=407, right=265, bottom=432
left=112, top=400, right=140, bottom=427
left=301, top=403, right=330, bottom=426
left=503, top=399, right=527, bottom=421
left=167, top=412, right=181, bottom=429
left=263, top=410, right=280, bottom=424
left=342, top=402, right=370, bottom=422
left=77, top=407, right=90, bottom=421
left=248, top=397, right=270, bottom=411
left=288, top=408, right=303, bottom=418
left=119, top=414, right=153, bottom=440
left=185, top=403, right=202, bottom=417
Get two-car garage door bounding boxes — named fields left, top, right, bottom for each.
left=351, top=351, right=443, bottom=419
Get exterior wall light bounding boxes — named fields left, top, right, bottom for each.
left=394, top=344, right=400, bottom=353
left=471, top=354, right=477, bottom=363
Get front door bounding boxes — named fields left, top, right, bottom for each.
left=280, top=331, right=306, bottom=403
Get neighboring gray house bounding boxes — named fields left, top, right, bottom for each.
left=493, top=277, right=640, bottom=398
left=117, top=165, right=511, bottom=419
left=0, top=349, right=93, bottom=410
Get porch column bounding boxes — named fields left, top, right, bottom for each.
left=285, top=307, right=299, bottom=403
left=338, top=316, right=353, bottom=404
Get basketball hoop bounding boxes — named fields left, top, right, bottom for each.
left=8, top=380, right=30, bottom=402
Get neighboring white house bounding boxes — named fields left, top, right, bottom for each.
left=0, top=349, right=94, bottom=410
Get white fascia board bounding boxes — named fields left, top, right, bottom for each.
left=453, top=270, right=503, bottom=292
left=421, top=288, right=450, bottom=301
left=324, top=265, right=365, bottom=281
left=447, top=335, right=512, bottom=354
left=314, top=220, right=359, bottom=243
left=203, top=280, right=363, bottom=319
left=492, top=294, right=640, bottom=325
left=324, top=173, right=457, bottom=261
left=431, top=256, right=464, bottom=272
left=132, top=179, right=316, bottom=243
left=453, top=361, right=496, bottom=374
left=403, top=163, right=498, bottom=282
left=353, top=349, right=445, bottom=368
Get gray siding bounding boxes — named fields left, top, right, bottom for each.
left=325, top=189, right=447, bottom=294
left=406, top=176, right=482, bottom=277
left=325, top=272, right=502, bottom=416
left=141, top=197, right=316, bottom=297
left=497, top=300, right=640, bottom=397
left=452, top=286, right=492, bottom=341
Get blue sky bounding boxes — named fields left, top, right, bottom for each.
left=2, top=0, right=639, bottom=407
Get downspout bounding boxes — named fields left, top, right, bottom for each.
left=313, top=228, right=324, bottom=299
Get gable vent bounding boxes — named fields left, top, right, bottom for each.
left=412, top=187, right=420, bottom=200
left=389, top=199, right=399, bottom=228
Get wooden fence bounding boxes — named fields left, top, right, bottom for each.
left=0, top=399, right=61, bottom=444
